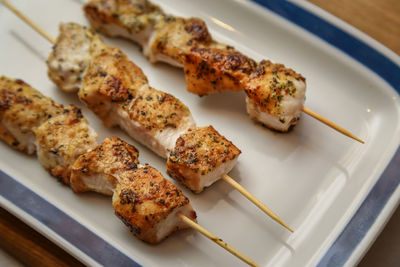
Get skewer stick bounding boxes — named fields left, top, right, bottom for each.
left=302, top=107, right=364, bottom=144
left=177, top=213, right=259, bottom=267
left=221, top=174, right=293, bottom=232
left=3, top=0, right=295, bottom=233
left=2, top=0, right=55, bottom=44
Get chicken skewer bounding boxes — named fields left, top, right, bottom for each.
left=82, top=0, right=364, bottom=143
left=0, top=75, right=258, bottom=267
left=72, top=137, right=257, bottom=266
left=63, top=24, right=292, bottom=231
left=0, top=75, right=191, bottom=242
left=0, top=76, right=99, bottom=184
left=2, top=1, right=293, bottom=232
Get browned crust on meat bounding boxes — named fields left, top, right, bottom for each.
left=81, top=46, right=146, bottom=102
left=113, top=165, right=196, bottom=244
left=80, top=45, right=192, bottom=133
left=79, top=45, right=146, bottom=125
left=151, top=17, right=214, bottom=64
left=167, top=126, right=241, bottom=192
left=183, top=47, right=256, bottom=95
left=70, top=137, right=139, bottom=193
left=125, top=87, right=191, bottom=132
left=84, top=0, right=163, bottom=36
left=47, top=23, right=96, bottom=92
left=0, top=76, right=63, bottom=154
left=35, top=105, right=97, bottom=185
left=245, top=60, right=305, bottom=114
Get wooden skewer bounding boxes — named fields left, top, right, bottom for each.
left=3, top=0, right=295, bottom=233
left=302, top=107, right=364, bottom=144
left=177, top=213, right=259, bottom=267
left=222, top=174, right=293, bottom=232
left=2, top=0, right=55, bottom=44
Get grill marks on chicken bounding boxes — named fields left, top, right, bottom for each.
left=0, top=76, right=64, bottom=154
left=148, top=16, right=221, bottom=67
left=167, top=126, right=241, bottom=193
left=183, top=47, right=257, bottom=96
left=47, top=23, right=96, bottom=93
left=36, top=105, right=98, bottom=184
left=78, top=42, right=196, bottom=157
left=245, top=60, right=306, bottom=131
left=83, top=0, right=307, bottom=132
left=71, top=137, right=196, bottom=244
left=71, top=136, right=139, bottom=195
left=84, top=0, right=164, bottom=49
left=47, top=22, right=241, bottom=193
left=84, top=0, right=226, bottom=67
left=0, top=76, right=196, bottom=244
left=185, top=52, right=307, bottom=131
left=79, top=45, right=145, bottom=126
left=47, top=23, right=196, bottom=158
left=0, top=76, right=98, bottom=184
left=113, top=164, right=196, bottom=244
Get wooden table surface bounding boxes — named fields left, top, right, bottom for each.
left=1, top=0, right=399, bottom=266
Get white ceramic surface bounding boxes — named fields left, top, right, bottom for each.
left=0, top=0, right=399, bottom=266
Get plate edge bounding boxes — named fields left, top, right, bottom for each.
left=0, top=171, right=142, bottom=267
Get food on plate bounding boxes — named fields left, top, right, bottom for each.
left=47, top=22, right=240, bottom=193
left=70, top=136, right=140, bottom=195
left=71, top=137, right=196, bottom=244
left=48, top=23, right=196, bottom=158
left=47, top=23, right=96, bottom=93
left=113, top=164, right=196, bottom=244
left=0, top=76, right=64, bottom=154
left=80, top=44, right=196, bottom=158
left=83, top=0, right=306, bottom=132
left=35, top=105, right=98, bottom=184
left=167, top=126, right=241, bottom=193
left=245, top=60, right=306, bottom=132
left=0, top=76, right=196, bottom=244
left=2, top=17, right=289, bottom=232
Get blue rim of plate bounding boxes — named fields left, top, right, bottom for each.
left=0, top=172, right=141, bottom=267
left=1, top=1, right=400, bottom=266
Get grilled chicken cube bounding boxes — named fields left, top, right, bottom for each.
left=35, top=105, right=98, bottom=184
left=79, top=45, right=195, bottom=158
left=79, top=44, right=148, bottom=125
left=148, top=16, right=218, bottom=67
left=83, top=0, right=227, bottom=67
left=245, top=60, right=306, bottom=132
left=70, top=137, right=139, bottom=195
left=71, top=136, right=196, bottom=244
left=47, top=23, right=96, bottom=93
left=167, top=126, right=241, bottom=193
left=84, top=0, right=164, bottom=50
left=113, top=165, right=196, bottom=244
left=0, top=76, right=63, bottom=154
left=183, top=47, right=256, bottom=96
left=83, top=0, right=309, bottom=132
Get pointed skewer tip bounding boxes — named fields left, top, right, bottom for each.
left=177, top=213, right=259, bottom=267
left=301, top=106, right=364, bottom=144
left=221, top=174, right=294, bottom=233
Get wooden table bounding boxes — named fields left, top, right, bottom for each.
left=1, top=0, right=399, bottom=266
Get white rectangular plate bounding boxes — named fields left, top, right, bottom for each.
left=1, top=0, right=400, bottom=266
